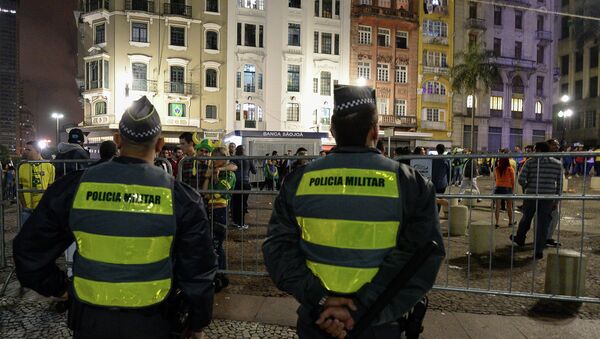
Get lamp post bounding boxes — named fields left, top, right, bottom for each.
left=557, top=109, right=573, bottom=147
left=51, top=113, right=64, bottom=146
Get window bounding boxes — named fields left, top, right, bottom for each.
left=511, top=98, right=523, bottom=112
left=561, top=55, right=569, bottom=76
left=321, top=33, right=332, bottom=54
left=205, top=69, right=217, bottom=88
left=245, top=24, right=256, bottom=46
left=394, top=100, right=406, bottom=116
left=490, top=96, right=503, bottom=110
left=377, top=63, right=389, bottom=82
left=535, top=101, right=543, bottom=115
left=170, top=26, right=185, bottom=46
left=469, top=3, right=477, bottom=19
left=287, top=103, right=300, bottom=121
left=591, top=46, right=599, bottom=68
left=494, top=6, right=502, bottom=26
left=206, top=105, right=217, bottom=119
left=378, top=28, right=390, bottom=47
left=360, top=0, right=372, bottom=4
left=258, top=73, right=263, bottom=90
left=423, top=50, right=447, bottom=67
left=532, top=129, right=546, bottom=144
left=287, top=65, right=300, bottom=92
left=423, top=81, right=446, bottom=95
left=515, top=10, right=523, bottom=30
left=314, top=0, right=333, bottom=18
left=426, top=108, right=440, bottom=121
left=206, top=0, right=219, bottom=12
left=585, top=111, right=596, bottom=128
left=576, top=52, right=584, bottom=72
left=378, top=98, right=388, bottom=115
left=288, top=23, right=301, bottom=46
left=289, top=0, right=301, bottom=8
left=95, top=23, right=105, bottom=44
left=515, top=41, right=522, bottom=59
left=236, top=72, right=241, bottom=88
left=561, top=83, right=569, bottom=96
left=85, top=59, right=109, bottom=90
left=561, top=16, right=569, bottom=39
left=259, top=25, right=264, bottom=47
left=379, top=0, right=391, bottom=7
left=94, top=101, right=106, bottom=115
left=314, top=31, right=319, bottom=52
left=537, top=44, right=545, bottom=63
left=313, top=78, right=318, bottom=93
left=206, top=31, right=218, bottom=50
left=238, top=0, right=264, bottom=10
left=536, top=76, right=544, bottom=96
left=537, top=15, right=544, bottom=31
left=237, top=23, right=242, bottom=45
left=512, top=76, right=524, bottom=94
left=575, top=80, right=583, bottom=99
left=510, top=128, right=523, bottom=149
left=236, top=104, right=241, bottom=120
left=132, top=22, right=148, bottom=43
left=169, top=103, right=185, bottom=117
left=243, top=64, right=255, bottom=92
left=395, top=65, right=407, bottom=83
left=320, top=71, right=331, bottom=96
left=170, top=66, right=184, bottom=93
left=132, top=62, right=147, bottom=91
left=396, top=31, right=408, bottom=49
left=357, top=61, right=371, bottom=79
left=590, top=76, right=598, bottom=98
left=320, top=107, right=331, bottom=124
left=423, top=20, right=448, bottom=37
left=358, top=26, right=371, bottom=44
left=334, top=34, right=339, bottom=55
left=493, top=38, right=501, bottom=57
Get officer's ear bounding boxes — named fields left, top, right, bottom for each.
left=154, top=137, right=165, bottom=154
left=113, top=134, right=122, bottom=149
left=366, top=123, right=379, bottom=145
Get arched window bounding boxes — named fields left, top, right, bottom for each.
left=512, top=76, right=524, bottom=94
left=423, top=81, right=446, bottom=95
left=492, top=74, right=503, bottom=91
left=206, top=30, right=218, bottom=50
left=205, top=68, right=217, bottom=88
left=535, top=101, right=542, bottom=114
left=95, top=101, right=106, bottom=115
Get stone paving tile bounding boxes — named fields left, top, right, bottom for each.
left=0, top=297, right=298, bottom=339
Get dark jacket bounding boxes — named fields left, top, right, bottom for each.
left=54, top=142, right=90, bottom=178
left=232, top=159, right=257, bottom=184
left=13, top=156, right=217, bottom=331
left=262, top=146, right=445, bottom=326
left=431, top=158, right=450, bottom=191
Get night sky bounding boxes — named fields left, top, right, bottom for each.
left=19, top=0, right=81, bottom=141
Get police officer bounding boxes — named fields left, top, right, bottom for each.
left=13, top=96, right=217, bottom=339
left=263, top=85, right=445, bottom=338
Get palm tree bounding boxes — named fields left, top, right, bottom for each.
left=450, top=42, right=499, bottom=151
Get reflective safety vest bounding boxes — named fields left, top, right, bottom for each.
left=294, top=151, right=401, bottom=294
left=70, top=160, right=176, bottom=308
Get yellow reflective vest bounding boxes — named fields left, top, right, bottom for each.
left=70, top=161, right=176, bottom=308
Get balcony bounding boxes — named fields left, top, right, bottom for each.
left=497, top=0, right=531, bottom=6
left=125, top=0, right=155, bottom=12
left=490, top=110, right=503, bottom=118
left=465, top=18, right=486, bottom=30
left=423, top=66, right=449, bottom=76
left=489, top=56, right=536, bottom=70
left=421, top=120, right=447, bottom=130
left=82, top=0, right=110, bottom=13
left=164, top=82, right=193, bottom=95
left=422, top=94, right=447, bottom=104
left=536, top=30, right=553, bottom=45
left=511, top=111, right=523, bottom=119
left=131, top=79, right=157, bottom=92
left=163, top=2, right=192, bottom=17
left=378, top=115, right=417, bottom=127
left=423, top=35, right=448, bottom=46
left=352, top=5, right=417, bottom=21
left=91, top=114, right=115, bottom=126
left=234, top=120, right=266, bottom=130
left=243, top=85, right=256, bottom=93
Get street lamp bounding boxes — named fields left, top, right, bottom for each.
left=557, top=109, right=573, bottom=146
left=51, top=112, right=64, bottom=146
left=561, top=94, right=570, bottom=103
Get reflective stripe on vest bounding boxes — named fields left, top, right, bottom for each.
left=295, top=158, right=400, bottom=294
left=70, top=161, right=176, bottom=308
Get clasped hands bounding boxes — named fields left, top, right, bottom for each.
left=315, top=297, right=357, bottom=339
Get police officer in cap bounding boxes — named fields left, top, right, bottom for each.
left=263, top=85, right=445, bottom=338
left=13, top=96, right=217, bottom=339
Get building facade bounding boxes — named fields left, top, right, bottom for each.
left=226, top=0, right=350, bottom=141
left=416, top=0, right=454, bottom=148
left=349, top=0, right=425, bottom=149
left=77, top=0, right=228, bottom=145
left=0, top=0, right=18, bottom=153
left=453, top=0, right=554, bottom=151
left=553, top=0, right=600, bottom=147
left=17, top=82, right=35, bottom=154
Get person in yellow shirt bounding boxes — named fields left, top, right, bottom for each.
left=19, top=141, right=55, bottom=225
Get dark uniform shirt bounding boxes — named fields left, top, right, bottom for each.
left=13, top=156, right=217, bottom=331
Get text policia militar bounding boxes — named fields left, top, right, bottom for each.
left=308, top=175, right=386, bottom=187
left=85, top=190, right=162, bottom=205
